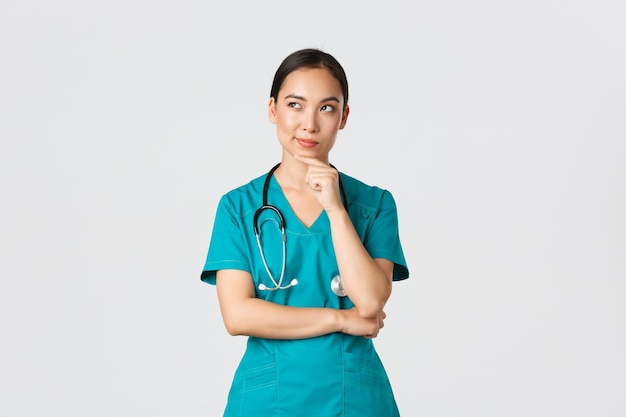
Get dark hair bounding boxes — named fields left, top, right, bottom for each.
left=270, top=48, right=349, bottom=110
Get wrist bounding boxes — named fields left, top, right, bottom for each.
left=325, top=206, right=349, bottom=223
left=333, top=309, right=346, bottom=333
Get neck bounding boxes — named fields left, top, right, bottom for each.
left=274, top=152, right=329, bottom=190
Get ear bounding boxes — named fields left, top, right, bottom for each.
left=268, top=97, right=277, bottom=124
left=339, top=105, right=350, bottom=130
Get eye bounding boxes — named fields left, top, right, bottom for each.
left=320, top=104, right=335, bottom=112
left=288, top=102, right=302, bottom=109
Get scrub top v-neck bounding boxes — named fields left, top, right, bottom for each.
left=269, top=174, right=328, bottom=232
left=201, top=170, right=409, bottom=417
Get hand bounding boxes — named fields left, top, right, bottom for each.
left=340, top=308, right=386, bottom=339
left=293, top=155, right=344, bottom=212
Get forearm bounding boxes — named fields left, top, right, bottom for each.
left=221, top=297, right=343, bottom=339
left=327, top=209, right=392, bottom=318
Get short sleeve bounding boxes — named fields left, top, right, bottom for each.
left=364, top=190, right=409, bottom=281
left=200, top=195, right=251, bottom=285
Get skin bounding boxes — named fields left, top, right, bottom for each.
left=216, top=67, right=393, bottom=340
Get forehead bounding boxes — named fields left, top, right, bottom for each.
left=278, top=68, right=343, bottom=100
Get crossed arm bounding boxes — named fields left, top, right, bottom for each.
left=216, top=256, right=392, bottom=340
left=216, top=156, right=395, bottom=340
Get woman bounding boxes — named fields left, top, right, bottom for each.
left=201, top=48, right=410, bottom=416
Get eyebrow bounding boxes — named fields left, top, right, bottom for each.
left=284, top=94, right=341, bottom=103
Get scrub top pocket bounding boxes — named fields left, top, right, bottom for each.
left=343, top=351, right=400, bottom=417
left=225, top=359, right=278, bottom=417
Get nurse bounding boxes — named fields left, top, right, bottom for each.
left=201, top=48, right=410, bottom=416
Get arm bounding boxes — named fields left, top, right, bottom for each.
left=327, top=209, right=394, bottom=319
left=294, top=155, right=393, bottom=319
left=216, top=269, right=385, bottom=339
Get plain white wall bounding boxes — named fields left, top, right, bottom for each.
left=1, top=1, right=625, bottom=416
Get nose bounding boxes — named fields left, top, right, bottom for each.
left=301, top=109, right=319, bottom=133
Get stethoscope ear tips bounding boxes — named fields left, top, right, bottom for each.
left=289, top=279, right=298, bottom=287
left=258, top=283, right=267, bottom=291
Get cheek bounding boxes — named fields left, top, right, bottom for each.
left=276, top=112, right=299, bottom=130
left=323, top=115, right=342, bottom=130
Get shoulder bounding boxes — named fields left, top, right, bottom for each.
left=217, top=173, right=266, bottom=215
left=339, top=172, right=398, bottom=213
left=223, top=172, right=266, bottom=198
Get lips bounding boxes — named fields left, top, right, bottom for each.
left=296, top=139, right=318, bottom=148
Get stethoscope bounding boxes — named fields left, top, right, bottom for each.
left=253, top=162, right=348, bottom=296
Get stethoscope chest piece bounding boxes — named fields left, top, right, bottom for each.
left=331, top=275, right=346, bottom=297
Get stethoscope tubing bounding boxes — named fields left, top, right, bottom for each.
left=253, top=162, right=348, bottom=293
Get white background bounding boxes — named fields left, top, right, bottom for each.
left=1, top=1, right=625, bottom=416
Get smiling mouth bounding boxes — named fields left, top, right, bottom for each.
left=296, top=139, right=318, bottom=148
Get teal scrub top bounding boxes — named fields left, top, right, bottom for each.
left=201, top=171, right=409, bottom=417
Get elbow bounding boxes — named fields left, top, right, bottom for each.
left=224, top=324, right=242, bottom=336
left=220, top=298, right=259, bottom=336
left=222, top=316, right=246, bottom=336
left=357, top=299, right=386, bottom=319
left=355, top=289, right=391, bottom=319
left=223, top=322, right=241, bottom=336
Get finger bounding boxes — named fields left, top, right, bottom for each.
left=311, top=180, right=322, bottom=191
left=308, top=175, right=331, bottom=190
left=303, top=168, right=330, bottom=188
left=293, top=154, right=329, bottom=167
